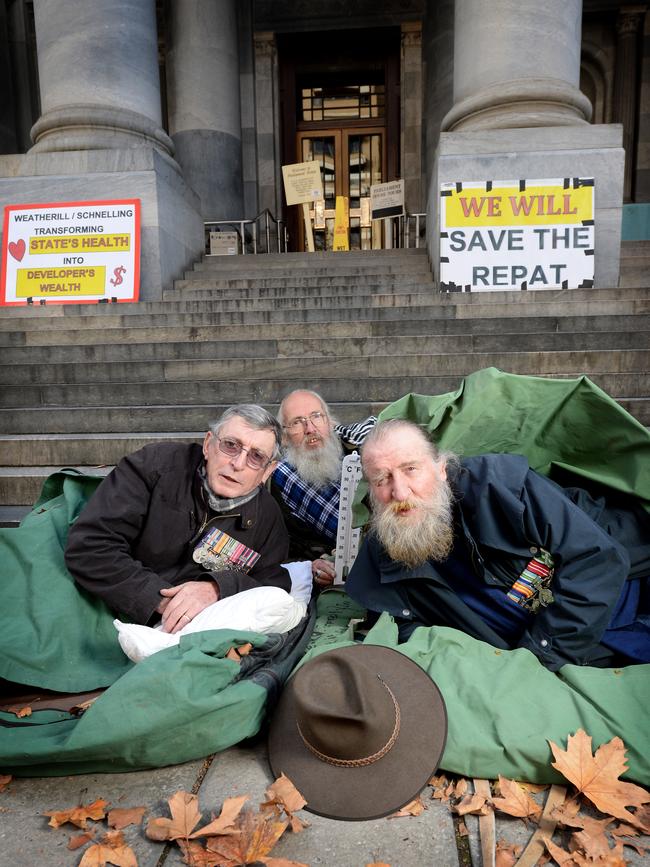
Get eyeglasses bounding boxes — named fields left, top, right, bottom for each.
left=214, top=436, right=273, bottom=470
left=283, top=411, right=328, bottom=433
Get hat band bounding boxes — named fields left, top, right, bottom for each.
left=296, top=676, right=401, bottom=768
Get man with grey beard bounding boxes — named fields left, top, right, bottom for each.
left=346, top=419, right=650, bottom=672
left=271, top=389, right=375, bottom=585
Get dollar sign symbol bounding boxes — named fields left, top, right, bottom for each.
left=110, top=265, right=126, bottom=287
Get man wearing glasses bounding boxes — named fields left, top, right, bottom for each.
left=271, top=390, right=375, bottom=586
left=65, top=405, right=290, bottom=633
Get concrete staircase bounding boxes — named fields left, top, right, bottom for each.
left=1, top=246, right=649, bottom=523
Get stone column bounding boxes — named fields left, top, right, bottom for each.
left=30, top=0, right=173, bottom=157
left=253, top=32, right=280, bottom=216
left=442, top=0, right=592, bottom=131
left=612, top=5, right=646, bottom=201
left=401, top=22, right=423, bottom=213
left=166, top=0, right=243, bottom=220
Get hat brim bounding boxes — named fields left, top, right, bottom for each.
left=268, top=644, right=447, bottom=821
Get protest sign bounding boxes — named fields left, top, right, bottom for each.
left=439, top=179, right=594, bottom=292
left=370, top=180, right=404, bottom=220
left=1, top=199, right=140, bottom=305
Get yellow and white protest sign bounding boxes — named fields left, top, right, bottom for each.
left=333, top=196, right=349, bottom=252
left=439, top=179, right=594, bottom=291
left=1, top=199, right=141, bottom=305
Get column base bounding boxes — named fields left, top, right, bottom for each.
left=428, top=124, right=625, bottom=289
left=0, top=146, right=203, bottom=300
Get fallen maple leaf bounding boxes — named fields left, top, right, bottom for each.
left=495, top=839, right=522, bottom=867
left=492, top=776, right=542, bottom=820
left=78, top=829, right=137, bottom=866
left=261, top=859, right=309, bottom=866
left=457, top=819, right=469, bottom=837
left=429, top=773, right=448, bottom=788
left=0, top=774, right=12, bottom=792
left=239, top=810, right=288, bottom=863
left=549, top=730, right=650, bottom=830
left=453, top=793, right=491, bottom=816
left=262, top=774, right=309, bottom=832
left=389, top=796, right=426, bottom=818
left=365, top=863, right=391, bottom=867
left=68, top=830, right=95, bottom=850
left=454, top=778, right=468, bottom=798
left=7, top=705, right=31, bottom=718
left=543, top=835, right=576, bottom=865
left=519, top=782, right=549, bottom=794
left=189, top=795, right=248, bottom=838
left=178, top=839, right=224, bottom=866
left=107, top=806, right=146, bottom=830
left=146, top=791, right=202, bottom=841
left=44, top=797, right=109, bottom=829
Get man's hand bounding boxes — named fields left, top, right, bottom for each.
left=312, top=558, right=336, bottom=588
left=157, top=581, right=219, bottom=634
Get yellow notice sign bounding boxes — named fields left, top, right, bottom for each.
left=444, top=183, right=593, bottom=227
left=333, top=196, right=349, bottom=252
left=16, top=266, right=106, bottom=297
left=282, top=161, right=324, bottom=206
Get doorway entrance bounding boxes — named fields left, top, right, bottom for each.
left=298, top=128, right=385, bottom=250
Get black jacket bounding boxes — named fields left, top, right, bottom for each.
left=347, top=454, right=648, bottom=671
left=65, top=442, right=290, bottom=623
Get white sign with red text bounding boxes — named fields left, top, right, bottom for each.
left=1, top=198, right=141, bottom=305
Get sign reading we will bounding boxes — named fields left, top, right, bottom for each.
left=1, top=199, right=141, bottom=305
left=439, top=179, right=594, bottom=292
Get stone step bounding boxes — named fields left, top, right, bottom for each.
left=3, top=313, right=649, bottom=355
left=201, top=247, right=428, bottom=264
left=0, top=284, right=648, bottom=324
left=169, top=277, right=434, bottom=295
left=0, top=465, right=113, bottom=506
left=1, top=356, right=648, bottom=411
left=2, top=298, right=649, bottom=340
left=0, top=373, right=636, bottom=435
left=3, top=331, right=649, bottom=383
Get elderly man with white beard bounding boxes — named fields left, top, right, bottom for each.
left=346, top=419, right=650, bottom=672
left=270, top=389, right=375, bottom=587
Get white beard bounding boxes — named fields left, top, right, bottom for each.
left=370, top=479, right=455, bottom=569
left=285, top=433, right=344, bottom=489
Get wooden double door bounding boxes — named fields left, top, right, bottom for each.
left=297, top=128, right=386, bottom=251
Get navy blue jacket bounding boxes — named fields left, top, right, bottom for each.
left=346, top=454, right=646, bottom=671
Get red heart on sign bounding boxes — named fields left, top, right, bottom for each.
left=8, top=239, right=26, bottom=262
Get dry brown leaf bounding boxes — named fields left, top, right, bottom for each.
left=189, top=795, right=248, bottom=838
left=178, top=839, right=225, bottom=866
left=145, top=790, right=202, bottom=841
left=543, top=835, right=577, bottom=866
left=519, top=782, right=549, bottom=794
left=453, top=793, right=491, bottom=816
left=265, top=774, right=307, bottom=815
left=7, top=705, right=32, bottom=718
left=0, top=774, right=12, bottom=793
left=454, top=778, right=468, bottom=798
left=457, top=819, right=469, bottom=837
left=610, top=822, right=638, bottom=838
left=388, top=796, right=425, bottom=818
left=549, top=730, right=650, bottom=830
left=261, top=859, right=309, bottom=867
left=492, top=776, right=542, bottom=820
left=44, top=797, right=109, bottom=829
left=495, top=839, right=522, bottom=867
left=569, top=823, right=614, bottom=860
left=107, top=806, right=146, bottom=830
left=365, top=863, right=391, bottom=867
left=78, top=830, right=137, bottom=867
left=429, top=773, right=448, bottom=788
left=240, top=811, right=288, bottom=862
left=615, top=836, right=647, bottom=857
left=68, top=830, right=95, bottom=850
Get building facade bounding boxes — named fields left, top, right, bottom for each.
left=1, top=0, right=648, bottom=298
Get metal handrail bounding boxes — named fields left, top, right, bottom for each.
left=204, top=209, right=288, bottom=255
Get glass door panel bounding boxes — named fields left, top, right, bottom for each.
left=346, top=131, right=383, bottom=250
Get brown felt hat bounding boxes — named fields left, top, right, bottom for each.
left=267, top=644, right=447, bottom=821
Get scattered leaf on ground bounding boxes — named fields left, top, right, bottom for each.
left=107, top=806, right=146, bottom=830
left=68, top=830, right=95, bottom=850
left=457, top=819, right=469, bottom=837
left=44, top=797, right=109, bottom=829
left=178, top=839, right=225, bottom=866
left=454, top=779, right=468, bottom=798
left=263, top=774, right=309, bottom=832
left=495, top=838, right=522, bottom=867
left=543, top=835, right=575, bottom=865
left=492, top=776, right=542, bottom=820
left=0, top=774, right=12, bottom=792
left=145, top=790, right=202, bottom=841
left=7, top=705, right=31, bottom=718
left=519, top=782, right=549, bottom=794
left=78, top=829, right=138, bottom=866
left=261, top=859, right=309, bottom=866
left=429, top=773, right=448, bottom=788
left=388, top=796, right=425, bottom=818
left=189, top=795, right=248, bottom=838
left=613, top=835, right=647, bottom=857
left=205, top=809, right=288, bottom=865
left=365, top=863, right=391, bottom=867
left=549, top=730, right=650, bottom=830
left=453, top=793, right=491, bottom=816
